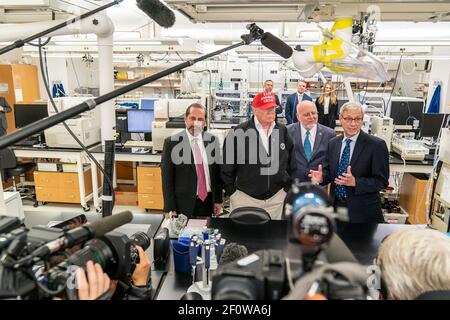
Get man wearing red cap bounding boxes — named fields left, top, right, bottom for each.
left=221, top=92, right=295, bottom=220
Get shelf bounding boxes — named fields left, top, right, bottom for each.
left=115, top=78, right=180, bottom=81
left=114, top=83, right=180, bottom=88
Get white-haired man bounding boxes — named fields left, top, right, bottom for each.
left=378, top=228, right=450, bottom=300
left=309, top=102, right=389, bottom=223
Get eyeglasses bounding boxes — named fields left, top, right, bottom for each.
left=341, top=117, right=363, bottom=124
left=301, top=111, right=318, bottom=117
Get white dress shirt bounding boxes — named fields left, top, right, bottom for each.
left=339, top=131, right=361, bottom=162
left=186, top=129, right=211, bottom=193
left=254, top=116, right=275, bottom=154
left=324, top=96, right=330, bottom=115
left=300, top=124, right=317, bottom=152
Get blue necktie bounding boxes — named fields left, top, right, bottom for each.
left=335, top=138, right=352, bottom=200
left=304, top=130, right=312, bottom=162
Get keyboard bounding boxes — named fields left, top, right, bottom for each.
left=123, top=140, right=153, bottom=148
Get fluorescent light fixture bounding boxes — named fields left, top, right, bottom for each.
left=376, top=40, right=450, bottom=46
left=54, top=41, right=97, bottom=46
left=54, top=40, right=163, bottom=46
left=284, top=41, right=319, bottom=46
left=382, top=55, right=450, bottom=60
left=114, top=41, right=162, bottom=45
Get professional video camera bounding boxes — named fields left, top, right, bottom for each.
left=212, top=182, right=369, bottom=300
left=0, top=211, right=150, bottom=299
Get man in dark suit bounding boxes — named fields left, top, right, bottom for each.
left=0, top=97, right=12, bottom=136
left=285, top=80, right=313, bottom=125
left=309, top=102, right=389, bottom=223
left=262, top=80, right=283, bottom=115
left=287, top=100, right=335, bottom=183
left=161, top=103, right=223, bottom=218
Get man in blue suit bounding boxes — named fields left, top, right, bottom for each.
left=285, top=80, right=313, bottom=125
left=288, top=101, right=335, bottom=183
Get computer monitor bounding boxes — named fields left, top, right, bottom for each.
left=139, top=98, right=157, bottom=110
left=388, top=99, right=424, bottom=126
left=127, top=109, right=153, bottom=133
left=420, top=113, right=450, bottom=138
left=14, top=103, right=48, bottom=128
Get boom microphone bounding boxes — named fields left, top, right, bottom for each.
left=261, top=32, right=293, bottom=59
left=137, top=0, right=176, bottom=28
left=219, top=243, right=248, bottom=265
left=31, top=211, right=133, bottom=258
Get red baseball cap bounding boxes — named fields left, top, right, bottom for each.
left=252, top=92, right=277, bottom=110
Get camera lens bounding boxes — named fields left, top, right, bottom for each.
left=130, top=232, right=151, bottom=251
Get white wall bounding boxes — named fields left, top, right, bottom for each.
left=33, top=57, right=99, bottom=99
left=426, top=47, right=450, bottom=113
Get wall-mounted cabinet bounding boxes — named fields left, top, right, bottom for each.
left=0, top=64, right=40, bottom=133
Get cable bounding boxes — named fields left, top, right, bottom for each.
left=385, top=54, right=403, bottom=115
left=37, top=38, right=114, bottom=210
left=22, top=268, right=66, bottom=297
left=415, top=114, right=449, bottom=224
left=69, top=53, right=82, bottom=89
left=26, top=37, right=51, bottom=47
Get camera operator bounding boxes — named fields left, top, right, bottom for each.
left=40, top=220, right=153, bottom=300
left=377, top=228, right=450, bottom=300
left=110, top=245, right=153, bottom=300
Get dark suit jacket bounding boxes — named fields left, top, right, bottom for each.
left=287, top=123, right=335, bottom=183
left=0, top=97, right=11, bottom=136
left=285, top=92, right=313, bottom=125
left=322, top=131, right=389, bottom=223
left=315, top=98, right=339, bottom=129
left=161, top=130, right=223, bottom=217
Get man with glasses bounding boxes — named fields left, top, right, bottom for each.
left=309, top=102, right=389, bottom=223
left=285, top=80, right=313, bottom=125
left=287, top=100, right=335, bottom=183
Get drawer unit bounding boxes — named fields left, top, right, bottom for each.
left=137, top=166, right=164, bottom=210
left=33, top=169, right=94, bottom=204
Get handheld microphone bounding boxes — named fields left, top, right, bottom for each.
left=219, top=243, right=248, bottom=265
left=136, top=0, right=176, bottom=28
left=31, top=211, right=133, bottom=258
left=260, top=32, right=294, bottom=59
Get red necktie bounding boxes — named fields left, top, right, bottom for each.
left=193, top=138, right=207, bottom=201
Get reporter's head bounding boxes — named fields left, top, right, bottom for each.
left=378, top=229, right=450, bottom=299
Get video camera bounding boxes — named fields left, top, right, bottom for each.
left=0, top=211, right=151, bottom=299
left=212, top=182, right=368, bottom=300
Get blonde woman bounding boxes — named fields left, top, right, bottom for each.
left=315, top=82, right=339, bottom=129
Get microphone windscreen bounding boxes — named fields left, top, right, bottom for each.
left=260, top=32, right=293, bottom=59
left=323, top=233, right=358, bottom=263
left=219, top=243, right=248, bottom=265
left=136, top=0, right=176, bottom=28
left=89, top=211, right=133, bottom=237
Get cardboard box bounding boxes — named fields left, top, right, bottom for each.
left=115, top=184, right=138, bottom=206
left=399, top=173, right=431, bottom=224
